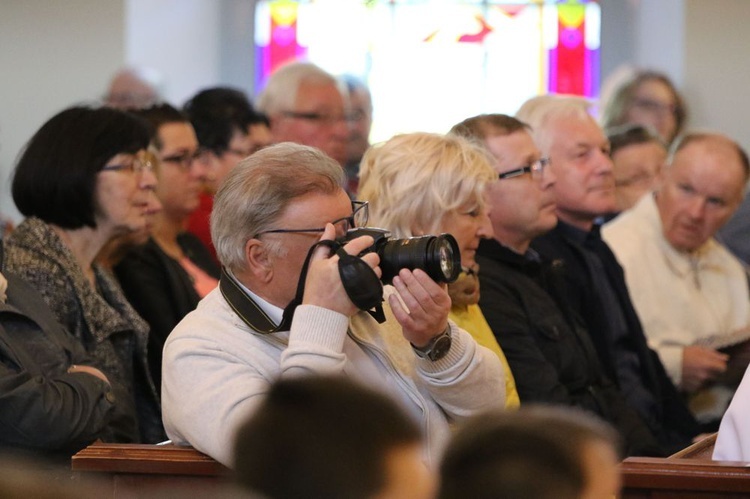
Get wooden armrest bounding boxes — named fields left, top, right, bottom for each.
left=621, top=457, right=750, bottom=494
left=669, top=432, right=718, bottom=460
left=71, top=442, right=228, bottom=476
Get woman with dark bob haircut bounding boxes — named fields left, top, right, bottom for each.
left=4, top=105, right=166, bottom=443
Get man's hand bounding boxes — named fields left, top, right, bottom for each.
left=389, top=268, right=451, bottom=347
left=681, top=345, right=728, bottom=392
left=67, top=364, right=111, bottom=385
left=302, top=223, right=381, bottom=317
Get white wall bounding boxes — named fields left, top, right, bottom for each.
left=124, top=0, right=222, bottom=106
left=3, top=0, right=750, bottom=222
left=0, top=0, right=243, bottom=223
left=599, top=0, right=750, bottom=151
left=634, top=0, right=685, bottom=84
left=684, top=0, right=750, bottom=151
left=0, top=0, right=126, bottom=221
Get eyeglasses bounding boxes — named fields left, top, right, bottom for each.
left=281, top=111, right=357, bottom=126
left=498, top=157, right=551, bottom=181
left=349, top=109, right=368, bottom=123
left=101, top=157, right=154, bottom=174
left=255, top=201, right=369, bottom=237
left=632, top=97, right=677, bottom=116
left=161, top=150, right=203, bottom=171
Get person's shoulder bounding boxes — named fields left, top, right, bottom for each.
left=710, top=238, right=748, bottom=273
left=531, top=228, right=576, bottom=263
left=178, top=232, right=220, bottom=276
left=602, top=205, right=650, bottom=253
left=113, top=240, right=170, bottom=279
left=167, top=288, right=253, bottom=344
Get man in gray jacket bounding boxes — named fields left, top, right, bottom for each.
left=161, top=142, right=505, bottom=467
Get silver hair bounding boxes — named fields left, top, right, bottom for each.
left=211, top=142, right=345, bottom=273
left=256, top=61, right=347, bottom=117
left=516, top=94, right=595, bottom=154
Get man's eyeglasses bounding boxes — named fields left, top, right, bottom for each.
left=101, top=157, right=154, bottom=175
left=255, top=201, right=369, bottom=237
left=498, top=157, right=551, bottom=181
left=161, top=150, right=203, bottom=171
left=281, top=111, right=357, bottom=126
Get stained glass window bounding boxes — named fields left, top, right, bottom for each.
left=254, top=0, right=601, bottom=142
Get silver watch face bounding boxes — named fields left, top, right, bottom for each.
left=427, top=333, right=452, bottom=361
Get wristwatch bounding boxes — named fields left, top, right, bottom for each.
left=412, top=326, right=452, bottom=361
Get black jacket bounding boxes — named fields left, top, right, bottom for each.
left=0, top=268, right=118, bottom=457
left=4, top=218, right=164, bottom=444
left=115, top=233, right=220, bottom=392
left=532, top=221, right=700, bottom=451
left=476, top=238, right=663, bottom=457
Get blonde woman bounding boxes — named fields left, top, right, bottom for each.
left=358, top=132, right=519, bottom=408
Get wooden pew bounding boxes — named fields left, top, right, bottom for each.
left=71, top=442, right=231, bottom=497
left=620, top=433, right=750, bottom=498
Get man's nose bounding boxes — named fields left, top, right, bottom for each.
left=685, top=196, right=707, bottom=220
left=331, top=117, right=350, bottom=139
left=140, top=167, right=158, bottom=189
left=595, top=149, right=614, bottom=174
left=191, top=156, right=211, bottom=181
left=542, top=161, right=557, bottom=187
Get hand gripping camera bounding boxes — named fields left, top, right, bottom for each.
left=331, top=228, right=461, bottom=312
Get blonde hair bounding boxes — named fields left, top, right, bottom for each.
left=358, top=132, right=495, bottom=238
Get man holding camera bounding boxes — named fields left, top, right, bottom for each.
left=160, top=142, right=505, bottom=467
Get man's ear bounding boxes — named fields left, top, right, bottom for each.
left=245, top=238, right=274, bottom=283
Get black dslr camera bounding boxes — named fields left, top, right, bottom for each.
left=327, top=227, right=461, bottom=313
left=334, top=227, right=461, bottom=285
left=287, top=228, right=461, bottom=324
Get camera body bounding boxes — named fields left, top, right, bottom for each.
left=334, top=227, right=461, bottom=285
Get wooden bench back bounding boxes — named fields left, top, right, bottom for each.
left=620, top=433, right=750, bottom=498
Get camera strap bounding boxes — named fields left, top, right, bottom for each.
left=219, top=268, right=291, bottom=334
left=334, top=248, right=385, bottom=323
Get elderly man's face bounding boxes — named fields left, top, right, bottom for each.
left=271, top=81, right=350, bottom=166
left=545, top=114, right=616, bottom=229
left=485, top=130, right=557, bottom=251
left=656, top=139, right=746, bottom=252
left=261, top=188, right=353, bottom=307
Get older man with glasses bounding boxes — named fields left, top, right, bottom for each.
left=451, top=113, right=664, bottom=457
left=256, top=61, right=353, bottom=169
left=160, top=142, right=505, bottom=468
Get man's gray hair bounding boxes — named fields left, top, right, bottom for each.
left=256, top=61, right=345, bottom=117
left=516, top=94, right=595, bottom=154
left=211, top=142, right=345, bottom=273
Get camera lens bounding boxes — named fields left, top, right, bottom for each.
left=378, top=234, right=461, bottom=284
